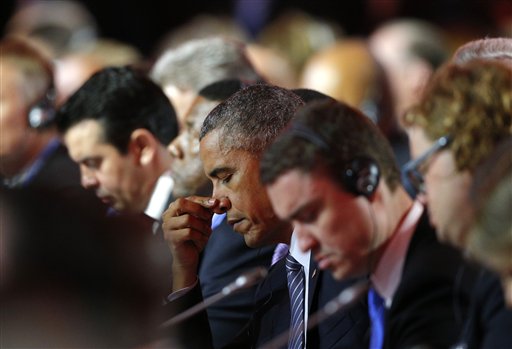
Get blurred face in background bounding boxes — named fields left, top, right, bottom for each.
left=0, top=63, right=40, bottom=176
left=162, top=84, right=196, bottom=127
left=168, top=96, right=217, bottom=197
left=408, top=127, right=473, bottom=247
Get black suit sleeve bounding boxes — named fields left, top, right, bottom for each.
left=385, top=213, right=469, bottom=349
left=161, top=283, right=214, bottom=349
left=199, top=217, right=275, bottom=348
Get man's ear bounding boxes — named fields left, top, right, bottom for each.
left=129, top=129, right=158, bottom=166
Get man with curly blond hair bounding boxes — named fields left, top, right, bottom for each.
left=403, top=60, right=511, bottom=246
left=403, top=58, right=512, bottom=349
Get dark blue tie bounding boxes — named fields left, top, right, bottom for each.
left=368, top=287, right=386, bottom=349
left=285, top=253, right=305, bottom=349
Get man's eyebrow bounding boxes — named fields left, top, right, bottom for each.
left=208, top=166, right=233, bottom=178
left=79, top=156, right=101, bottom=165
left=286, top=199, right=310, bottom=221
left=287, top=198, right=320, bottom=221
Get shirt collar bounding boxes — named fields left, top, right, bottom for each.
left=289, top=230, right=311, bottom=268
left=144, top=172, right=174, bottom=221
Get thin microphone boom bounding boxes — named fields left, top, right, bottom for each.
left=161, top=267, right=268, bottom=329
left=258, top=280, right=369, bottom=349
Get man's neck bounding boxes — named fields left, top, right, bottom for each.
left=368, top=186, right=414, bottom=271
left=276, top=221, right=294, bottom=245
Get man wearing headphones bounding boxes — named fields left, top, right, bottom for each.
left=0, top=36, right=103, bottom=213
left=260, top=99, right=473, bottom=349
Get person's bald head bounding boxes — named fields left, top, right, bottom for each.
left=369, top=19, right=448, bottom=125
left=300, top=39, right=378, bottom=108
left=299, top=39, right=396, bottom=136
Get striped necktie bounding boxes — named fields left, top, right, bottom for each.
left=285, top=253, right=305, bottom=349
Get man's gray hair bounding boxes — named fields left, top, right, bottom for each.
left=200, top=84, right=304, bottom=154
left=452, top=37, right=512, bottom=65
left=150, top=36, right=260, bottom=92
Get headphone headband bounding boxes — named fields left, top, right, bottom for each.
left=287, top=122, right=380, bottom=198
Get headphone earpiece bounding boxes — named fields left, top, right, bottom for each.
left=287, top=122, right=380, bottom=198
left=343, top=157, right=380, bottom=198
left=27, top=87, right=56, bottom=129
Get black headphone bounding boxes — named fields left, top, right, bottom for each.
left=27, top=86, right=57, bottom=129
left=288, top=122, right=380, bottom=198
left=343, top=156, right=380, bottom=199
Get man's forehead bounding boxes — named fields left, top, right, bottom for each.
left=187, top=99, right=218, bottom=130
left=64, top=120, right=107, bottom=156
left=200, top=131, right=256, bottom=169
left=200, top=128, right=237, bottom=155
left=66, top=119, right=103, bottom=140
left=267, top=169, right=315, bottom=218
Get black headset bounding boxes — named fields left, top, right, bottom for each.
left=27, top=85, right=57, bottom=129
left=343, top=157, right=380, bottom=199
left=288, top=122, right=381, bottom=198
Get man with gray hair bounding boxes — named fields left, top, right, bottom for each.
left=150, top=36, right=261, bottom=123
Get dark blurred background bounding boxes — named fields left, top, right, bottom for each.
left=2, top=0, right=510, bottom=58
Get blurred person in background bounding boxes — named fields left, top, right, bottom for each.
left=0, top=36, right=104, bottom=215
left=466, top=137, right=512, bottom=307
left=5, top=0, right=98, bottom=58
left=152, top=13, right=248, bottom=58
left=369, top=18, right=449, bottom=131
left=55, top=37, right=143, bottom=106
left=256, top=9, right=343, bottom=78
left=403, top=58, right=512, bottom=349
left=0, top=187, right=176, bottom=348
left=246, top=43, right=298, bottom=88
left=150, top=36, right=261, bottom=125
left=299, top=38, right=407, bottom=165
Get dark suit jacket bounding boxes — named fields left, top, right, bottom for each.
left=247, top=257, right=369, bottom=349
left=456, top=266, right=512, bottom=349
left=199, top=217, right=276, bottom=348
left=169, top=252, right=369, bottom=349
left=383, top=211, right=471, bottom=349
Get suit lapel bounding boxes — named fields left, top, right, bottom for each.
left=252, top=258, right=290, bottom=346
left=308, top=257, right=320, bottom=311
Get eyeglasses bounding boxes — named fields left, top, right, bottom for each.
left=402, top=135, right=452, bottom=197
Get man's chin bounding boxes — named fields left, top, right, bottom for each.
left=111, top=201, right=132, bottom=214
left=243, top=232, right=265, bottom=249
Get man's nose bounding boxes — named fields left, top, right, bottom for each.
left=80, top=168, right=98, bottom=189
left=216, top=196, right=231, bottom=213
left=211, top=186, right=232, bottom=213
left=295, top=224, right=319, bottom=253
